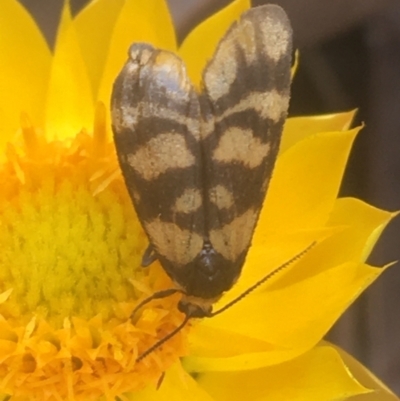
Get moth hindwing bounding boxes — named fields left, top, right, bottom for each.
left=111, top=5, right=292, bottom=319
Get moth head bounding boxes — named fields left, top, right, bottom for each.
left=177, top=294, right=220, bottom=318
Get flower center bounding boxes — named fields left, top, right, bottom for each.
left=0, top=117, right=190, bottom=400
left=0, top=176, right=146, bottom=325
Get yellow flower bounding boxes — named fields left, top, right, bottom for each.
left=0, top=0, right=398, bottom=400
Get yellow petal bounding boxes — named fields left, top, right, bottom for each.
left=230, top=227, right=337, bottom=298
left=257, top=128, right=359, bottom=235
left=281, top=110, right=357, bottom=153
left=331, top=342, right=400, bottom=400
left=135, top=363, right=213, bottom=401
left=97, top=0, right=176, bottom=108
left=186, top=323, right=311, bottom=372
left=188, top=323, right=275, bottom=359
left=189, top=262, right=383, bottom=370
left=0, top=0, right=51, bottom=147
left=266, top=198, right=395, bottom=284
left=45, top=3, right=94, bottom=138
left=194, top=345, right=370, bottom=401
left=74, top=0, right=125, bottom=95
left=323, top=197, right=395, bottom=264
left=179, top=0, right=251, bottom=86
left=0, top=289, right=13, bottom=304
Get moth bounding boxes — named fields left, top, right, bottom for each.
left=112, top=4, right=293, bottom=360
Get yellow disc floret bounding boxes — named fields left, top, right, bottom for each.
left=0, top=106, right=189, bottom=401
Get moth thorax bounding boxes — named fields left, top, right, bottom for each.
left=176, top=240, right=243, bottom=300
left=197, top=241, right=218, bottom=278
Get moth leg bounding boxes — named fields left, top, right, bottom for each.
left=131, top=288, right=184, bottom=319
left=141, top=244, right=157, bottom=267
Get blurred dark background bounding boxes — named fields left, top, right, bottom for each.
left=18, top=0, right=400, bottom=393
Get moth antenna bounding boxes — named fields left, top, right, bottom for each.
left=136, top=314, right=191, bottom=362
left=131, top=288, right=184, bottom=319
left=211, top=242, right=316, bottom=317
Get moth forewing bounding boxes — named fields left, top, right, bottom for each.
left=202, top=5, right=292, bottom=272
left=111, top=43, right=205, bottom=276
left=111, top=4, right=293, bottom=358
